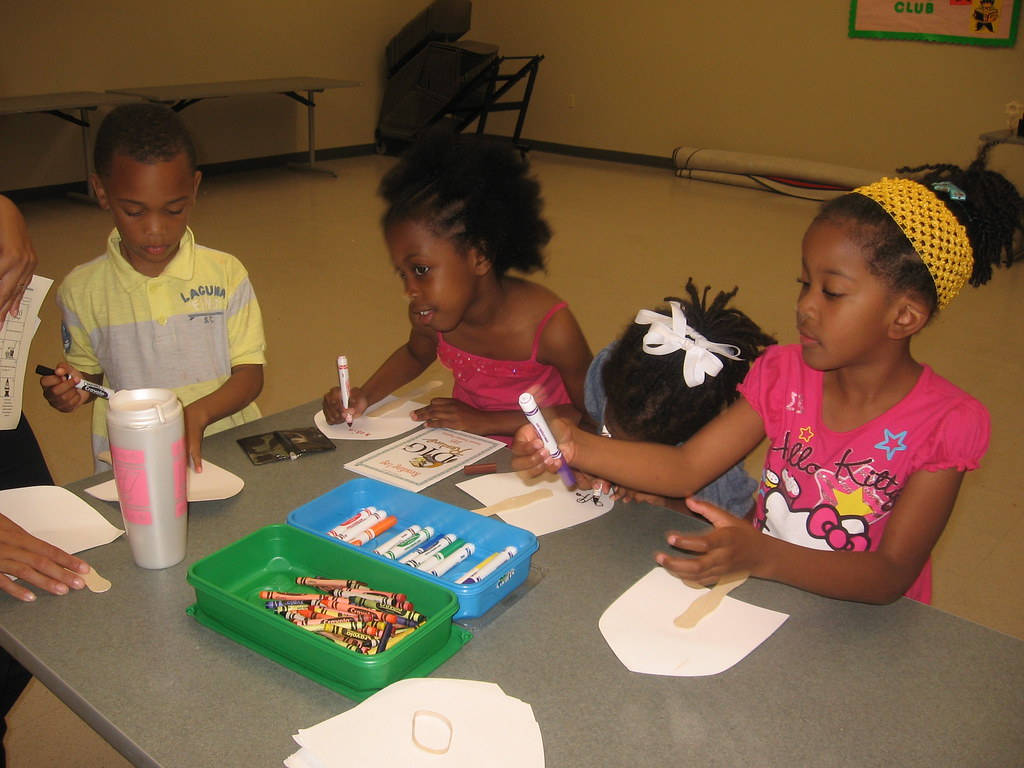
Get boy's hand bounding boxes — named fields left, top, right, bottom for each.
left=183, top=405, right=205, bottom=473
left=510, top=417, right=577, bottom=477
left=0, top=514, right=90, bottom=602
left=655, top=498, right=763, bottom=585
left=322, top=385, right=367, bottom=425
left=39, top=363, right=92, bottom=413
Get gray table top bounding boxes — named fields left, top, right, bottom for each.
left=107, top=78, right=363, bottom=103
left=0, top=91, right=140, bottom=116
left=1, top=401, right=1021, bottom=768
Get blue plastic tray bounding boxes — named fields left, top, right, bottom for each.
left=287, top=478, right=538, bottom=620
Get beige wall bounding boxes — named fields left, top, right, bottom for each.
left=469, top=1, right=1023, bottom=176
left=0, top=0, right=423, bottom=191
left=2, top=1, right=1022, bottom=192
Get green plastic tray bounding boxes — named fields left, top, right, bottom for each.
left=186, top=524, right=471, bottom=700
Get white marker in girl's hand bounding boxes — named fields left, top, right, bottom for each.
left=337, top=355, right=352, bottom=428
left=518, top=392, right=576, bottom=489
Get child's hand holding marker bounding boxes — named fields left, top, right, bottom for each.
left=37, top=363, right=113, bottom=412
left=336, top=355, right=353, bottom=428
left=322, top=365, right=370, bottom=427
left=516, top=392, right=578, bottom=489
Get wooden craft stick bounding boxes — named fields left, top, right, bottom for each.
left=673, top=571, right=750, bottom=629
left=471, top=489, right=553, bottom=516
left=370, top=380, right=444, bottom=417
left=81, top=566, right=112, bottom=593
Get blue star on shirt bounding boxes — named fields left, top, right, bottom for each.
left=875, top=429, right=908, bottom=461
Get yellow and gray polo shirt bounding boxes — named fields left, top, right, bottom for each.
left=58, top=227, right=266, bottom=462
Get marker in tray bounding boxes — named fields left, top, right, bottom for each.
left=454, top=545, right=518, bottom=584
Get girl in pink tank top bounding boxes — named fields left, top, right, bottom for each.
left=322, top=127, right=592, bottom=443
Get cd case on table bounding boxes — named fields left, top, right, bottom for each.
left=237, top=426, right=335, bottom=465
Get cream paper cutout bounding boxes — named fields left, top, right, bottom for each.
left=457, top=471, right=612, bottom=536
left=599, top=567, right=788, bottom=677
left=285, top=678, right=543, bottom=768
left=313, top=400, right=426, bottom=441
left=0, top=486, right=124, bottom=554
left=84, top=459, right=243, bottom=503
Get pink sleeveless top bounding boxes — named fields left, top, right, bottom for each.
left=437, top=302, right=572, bottom=443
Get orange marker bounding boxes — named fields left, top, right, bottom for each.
left=347, top=515, right=399, bottom=546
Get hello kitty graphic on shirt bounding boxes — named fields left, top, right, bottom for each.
left=738, top=345, right=989, bottom=602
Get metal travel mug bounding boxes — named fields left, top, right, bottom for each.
left=106, top=388, right=188, bottom=569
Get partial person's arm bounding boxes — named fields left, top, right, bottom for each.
left=0, top=195, right=38, bottom=330
left=659, top=467, right=964, bottom=604
left=323, top=327, right=437, bottom=425
left=0, top=514, right=90, bottom=602
left=183, top=364, right=264, bottom=471
left=512, top=397, right=767, bottom=499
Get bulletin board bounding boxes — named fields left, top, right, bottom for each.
left=849, top=0, right=1019, bottom=46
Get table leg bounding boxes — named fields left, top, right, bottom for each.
left=65, top=107, right=100, bottom=205
left=287, top=90, right=336, bottom=178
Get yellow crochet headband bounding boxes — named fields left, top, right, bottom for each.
left=852, top=177, right=973, bottom=310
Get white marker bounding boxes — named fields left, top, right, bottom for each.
left=385, top=526, right=434, bottom=560
left=373, top=524, right=422, bottom=556
left=337, top=355, right=352, bottom=428
left=518, top=392, right=576, bottom=488
left=454, top=545, right=518, bottom=585
left=428, top=542, right=475, bottom=577
left=401, top=534, right=457, bottom=569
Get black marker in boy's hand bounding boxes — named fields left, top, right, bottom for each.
left=35, top=364, right=113, bottom=400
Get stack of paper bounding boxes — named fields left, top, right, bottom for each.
left=285, top=678, right=544, bottom=767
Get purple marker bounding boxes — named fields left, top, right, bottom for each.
left=518, top=392, right=576, bottom=488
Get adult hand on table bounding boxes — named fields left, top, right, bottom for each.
left=0, top=514, right=90, bottom=602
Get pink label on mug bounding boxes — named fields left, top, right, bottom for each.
left=111, top=445, right=150, bottom=525
left=111, top=438, right=187, bottom=525
left=173, top=438, right=187, bottom=518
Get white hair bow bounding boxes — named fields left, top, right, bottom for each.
left=634, top=301, right=742, bottom=388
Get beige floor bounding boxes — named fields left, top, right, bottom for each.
left=6, top=152, right=1023, bottom=766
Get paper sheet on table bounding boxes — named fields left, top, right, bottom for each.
left=0, top=486, right=124, bottom=554
left=284, top=678, right=543, bottom=768
left=83, top=460, right=244, bottom=503
left=457, top=471, right=613, bottom=536
left=313, top=397, right=427, bottom=441
left=345, top=427, right=503, bottom=492
left=599, top=567, right=788, bottom=677
left=0, top=274, right=53, bottom=430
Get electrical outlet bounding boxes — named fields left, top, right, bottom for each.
left=567, top=94, right=576, bottom=109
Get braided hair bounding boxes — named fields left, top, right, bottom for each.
left=601, top=279, right=776, bottom=445
left=897, top=142, right=1022, bottom=287
left=378, top=125, right=551, bottom=277
left=815, top=143, right=1022, bottom=315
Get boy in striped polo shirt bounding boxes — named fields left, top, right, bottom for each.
left=40, top=104, right=266, bottom=473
